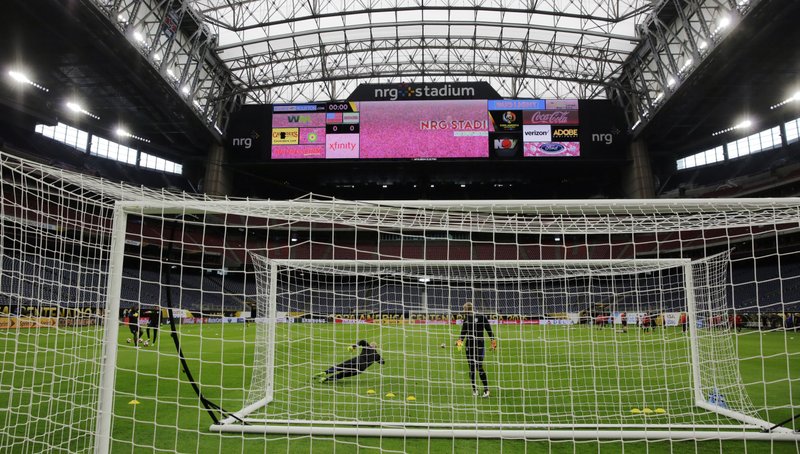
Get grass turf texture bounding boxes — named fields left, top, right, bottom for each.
left=1, top=323, right=799, bottom=453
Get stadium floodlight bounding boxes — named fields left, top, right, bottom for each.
left=713, top=16, right=731, bottom=35
left=7, top=69, right=49, bottom=92
left=712, top=118, right=752, bottom=136
left=181, top=85, right=191, bottom=95
left=770, top=91, right=800, bottom=110
left=133, top=31, right=145, bottom=43
left=65, top=101, right=100, bottom=120
left=679, top=59, right=693, bottom=74
left=667, top=78, right=676, bottom=88
left=698, top=40, right=708, bottom=50
left=115, top=126, right=150, bottom=143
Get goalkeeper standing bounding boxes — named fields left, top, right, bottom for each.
left=457, top=302, right=497, bottom=397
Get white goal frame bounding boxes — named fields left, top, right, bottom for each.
left=210, top=257, right=796, bottom=441
left=95, top=199, right=800, bottom=448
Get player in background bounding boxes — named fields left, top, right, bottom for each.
left=641, top=313, right=651, bottom=332
left=620, top=312, right=628, bottom=333
left=127, top=305, right=142, bottom=344
left=145, top=306, right=161, bottom=345
left=314, top=340, right=384, bottom=383
left=457, top=302, right=497, bottom=398
left=679, top=312, right=688, bottom=334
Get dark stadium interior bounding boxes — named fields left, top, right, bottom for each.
left=1, top=1, right=799, bottom=201
left=2, top=0, right=800, bottom=317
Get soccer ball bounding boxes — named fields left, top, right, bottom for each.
left=440, top=343, right=446, bottom=349
left=143, top=340, right=150, bottom=347
left=126, top=338, right=132, bottom=344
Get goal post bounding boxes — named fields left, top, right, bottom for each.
left=3, top=150, right=800, bottom=454
left=209, top=254, right=794, bottom=439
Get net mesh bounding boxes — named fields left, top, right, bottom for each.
left=0, top=150, right=798, bottom=454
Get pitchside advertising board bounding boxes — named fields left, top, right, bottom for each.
left=227, top=83, right=628, bottom=161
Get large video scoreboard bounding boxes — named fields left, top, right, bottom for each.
left=269, top=99, right=583, bottom=160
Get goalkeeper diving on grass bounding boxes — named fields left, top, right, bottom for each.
left=314, top=340, right=385, bottom=383
left=457, top=302, right=497, bottom=397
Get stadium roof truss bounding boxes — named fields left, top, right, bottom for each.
left=191, top=0, right=652, bottom=103
left=89, top=0, right=765, bottom=137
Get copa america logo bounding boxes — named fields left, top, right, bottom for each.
left=502, top=111, right=517, bottom=123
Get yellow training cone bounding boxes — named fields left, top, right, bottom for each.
left=642, top=408, right=653, bottom=414
left=385, top=392, right=396, bottom=398
left=406, top=395, right=416, bottom=401
left=128, top=399, right=140, bottom=405
left=655, top=408, right=666, bottom=414
left=366, top=389, right=376, bottom=395
left=630, top=408, right=641, bottom=414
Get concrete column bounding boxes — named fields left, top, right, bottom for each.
left=203, top=142, right=232, bottom=196
left=625, top=139, right=655, bottom=198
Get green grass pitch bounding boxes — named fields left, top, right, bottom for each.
left=2, top=323, right=799, bottom=453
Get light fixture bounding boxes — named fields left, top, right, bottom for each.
left=711, top=118, right=753, bottom=136
left=698, top=40, right=708, bottom=50
left=460, top=184, right=466, bottom=188
left=192, top=99, right=202, bottom=109
left=133, top=31, right=145, bottom=43
left=654, top=92, right=664, bottom=103
left=7, top=70, right=49, bottom=92
left=770, top=91, right=800, bottom=110
left=418, top=277, right=431, bottom=283
left=152, top=53, right=162, bottom=62
left=679, top=58, right=693, bottom=73
left=115, top=127, right=150, bottom=143
left=667, top=77, right=676, bottom=88
left=66, top=102, right=82, bottom=113
left=554, top=236, right=561, bottom=242
left=65, top=101, right=100, bottom=120
left=181, top=85, right=191, bottom=95
left=631, top=119, right=642, bottom=130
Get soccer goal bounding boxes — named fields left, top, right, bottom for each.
left=213, top=254, right=793, bottom=440
left=2, top=151, right=800, bottom=454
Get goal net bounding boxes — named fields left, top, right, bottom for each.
left=225, top=254, right=770, bottom=439
left=1, top=150, right=799, bottom=454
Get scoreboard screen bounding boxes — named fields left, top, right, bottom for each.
left=269, top=99, right=581, bottom=160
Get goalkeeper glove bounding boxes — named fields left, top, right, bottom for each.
left=455, top=339, right=463, bottom=351
left=490, top=339, right=497, bottom=351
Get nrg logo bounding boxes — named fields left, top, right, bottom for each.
left=232, top=131, right=260, bottom=149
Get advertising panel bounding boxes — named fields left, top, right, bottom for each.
left=524, top=110, right=580, bottom=125
left=523, top=125, right=551, bottom=142
left=359, top=99, right=489, bottom=159
left=272, top=128, right=299, bottom=145
left=524, top=142, right=580, bottom=157
left=263, top=95, right=634, bottom=160
left=489, top=110, right=522, bottom=132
